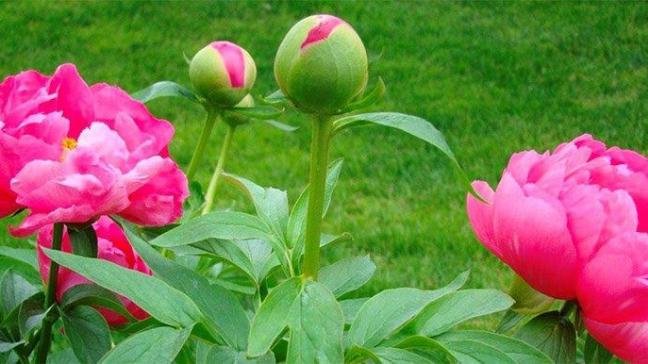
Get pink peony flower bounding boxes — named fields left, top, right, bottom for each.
left=467, top=134, right=639, bottom=299
left=37, top=216, right=151, bottom=326
left=584, top=319, right=648, bottom=364
left=0, top=64, right=188, bottom=236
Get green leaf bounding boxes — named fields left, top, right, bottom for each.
left=509, top=275, right=555, bottom=315
left=584, top=333, right=613, bottom=364
left=516, top=311, right=576, bottom=364
left=262, top=119, right=298, bottom=132
left=231, top=105, right=284, bottom=120
left=197, top=344, right=275, bottom=364
left=0, top=247, right=37, bottom=270
left=131, top=81, right=200, bottom=104
left=286, top=281, right=344, bottom=364
left=442, top=339, right=516, bottom=364
left=340, top=298, right=368, bottom=325
left=320, top=255, right=376, bottom=297
left=223, top=174, right=289, bottom=237
left=61, top=284, right=136, bottom=322
left=191, top=239, right=278, bottom=286
left=48, top=348, right=81, bottom=364
left=18, top=293, right=48, bottom=337
left=0, top=293, right=43, bottom=337
left=261, top=89, right=288, bottom=105
left=347, top=272, right=468, bottom=348
left=42, top=248, right=201, bottom=328
left=0, top=340, right=23, bottom=353
left=122, top=223, right=251, bottom=350
left=341, top=77, right=386, bottom=113
left=331, top=112, right=475, bottom=194
left=100, top=326, right=191, bottom=364
left=248, top=277, right=301, bottom=357
left=0, top=256, right=40, bottom=285
left=1, top=271, right=38, bottom=314
left=62, top=305, right=111, bottom=364
left=151, top=211, right=270, bottom=248
left=438, top=330, right=553, bottom=364
left=370, top=347, right=434, bottom=364
left=68, top=225, right=98, bottom=258
left=413, top=289, right=514, bottom=337
left=394, top=336, right=457, bottom=364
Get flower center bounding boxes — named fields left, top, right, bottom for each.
left=60, top=137, right=77, bottom=161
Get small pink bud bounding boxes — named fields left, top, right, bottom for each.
left=275, top=14, right=368, bottom=115
left=190, top=41, right=256, bottom=107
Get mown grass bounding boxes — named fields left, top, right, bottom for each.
left=0, top=1, right=646, bottom=304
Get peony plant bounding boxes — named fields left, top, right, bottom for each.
left=0, top=13, right=642, bottom=364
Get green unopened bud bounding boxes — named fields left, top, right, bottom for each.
left=274, top=14, right=368, bottom=115
left=224, top=94, right=254, bottom=126
left=189, top=41, right=256, bottom=108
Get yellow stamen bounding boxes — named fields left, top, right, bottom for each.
left=62, top=137, right=77, bottom=150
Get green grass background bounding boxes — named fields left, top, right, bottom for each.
left=0, top=1, right=646, bottom=298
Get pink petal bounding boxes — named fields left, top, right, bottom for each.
left=466, top=181, right=498, bottom=256
left=578, top=232, right=648, bottom=324
left=584, top=318, right=648, bottom=364
left=42, top=64, right=94, bottom=138
left=492, top=173, right=578, bottom=299
left=211, top=41, right=247, bottom=88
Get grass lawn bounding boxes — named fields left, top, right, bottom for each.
left=1, top=1, right=646, bottom=303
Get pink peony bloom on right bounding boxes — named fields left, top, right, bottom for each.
left=467, top=134, right=648, bottom=362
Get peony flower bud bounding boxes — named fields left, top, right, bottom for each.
left=189, top=41, right=257, bottom=107
left=274, top=14, right=368, bottom=114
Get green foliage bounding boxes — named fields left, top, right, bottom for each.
left=61, top=305, right=111, bottom=364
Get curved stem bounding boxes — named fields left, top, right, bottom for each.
left=186, top=110, right=219, bottom=181
left=202, top=123, right=236, bottom=215
left=302, top=115, right=333, bottom=280
left=33, top=223, right=64, bottom=364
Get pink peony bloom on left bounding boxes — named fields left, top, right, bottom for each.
left=0, top=64, right=188, bottom=236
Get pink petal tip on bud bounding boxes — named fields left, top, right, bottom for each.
left=210, top=41, right=246, bottom=88
left=300, top=15, right=345, bottom=49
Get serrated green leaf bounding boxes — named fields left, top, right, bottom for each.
left=151, top=211, right=270, bottom=248
left=516, top=311, right=576, bottom=364
left=320, top=255, right=376, bottom=297
left=63, top=305, right=111, bottom=364
left=438, top=330, right=553, bottom=364
left=68, top=225, right=98, bottom=258
left=132, top=81, right=200, bottom=104
left=413, top=289, right=514, bottom=337
left=122, top=223, right=250, bottom=350
left=42, top=248, right=201, bottom=328
left=100, top=326, right=191, bottom=364
left=348, top=272, right=469, bottom=348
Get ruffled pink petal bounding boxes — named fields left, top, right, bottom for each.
left=578, top=232, right=648, bottom=324
left=41, top=64, right=94, bottom=138
left=492, top=173, right=578, bottom=299
left=119, top=157, right=188, bottom=226
left=90, top=84, right=173, bottom=157
left=0, top=70, right=52, bottom=126
left=77, top=122, right=129, bottom=171
left=584, top=318, right=648, bottom=364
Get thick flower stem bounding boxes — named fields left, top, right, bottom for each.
left=33, top=223, right=64, bottom=364
left=202, top=123, right=236, bottom=215
left=186, top=110, right=219, bottom=181
left=302, top=116, right=333, bottom=280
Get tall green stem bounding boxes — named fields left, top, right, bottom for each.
left=186, top=110, right=219, bottom=181
left=33, top=223, right=64, bottom=364
left=202, top=123, right=236, bottom=215
left=302, top=116, right=333, bottom=280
